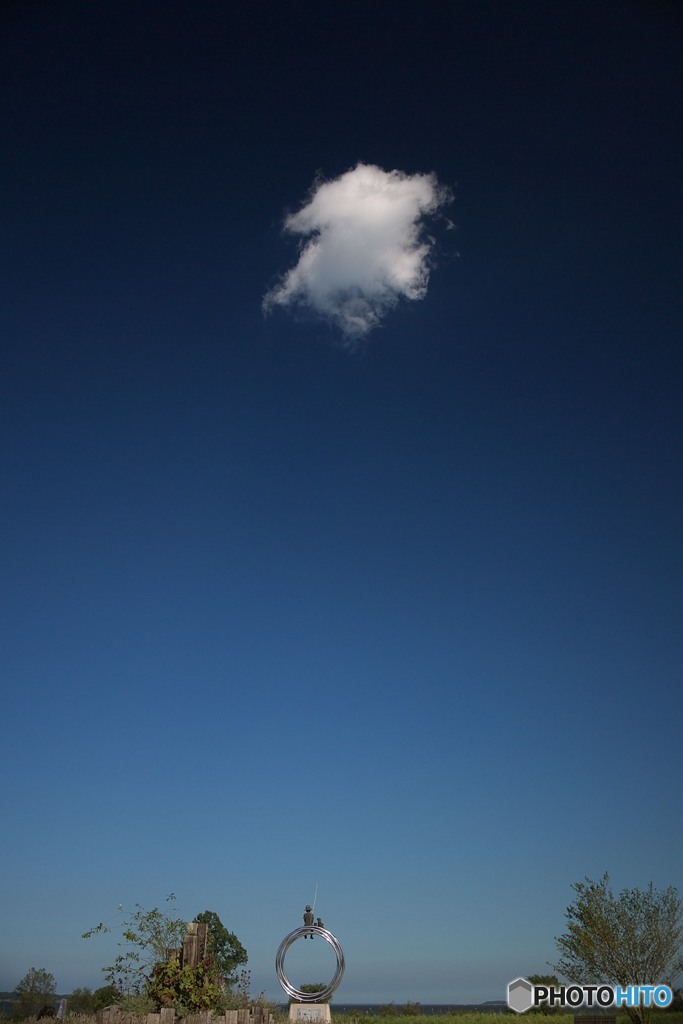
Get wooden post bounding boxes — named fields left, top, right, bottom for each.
left=183, top=922, right=199, bottom=968
left=196, top=922, right=209, bottom=961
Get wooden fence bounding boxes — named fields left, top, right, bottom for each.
left=97, top=1006, right=274, bottom=1024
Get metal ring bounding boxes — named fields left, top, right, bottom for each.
left=275, top=925, right=345, bottom=1002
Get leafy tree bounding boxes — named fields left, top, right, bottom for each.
left=83, top=895, right=187, bottom=995
left=68, top=988, right=97, bottom=1014
left=94, top=985, right=121, bottom=1010
left=84, top=897, right=248, bottom=1012
left=193, top=910, right=248, bottom=988
left=69, top=985, right=120, bottom=1013
left=553, top=873, right=683, bottom=1024
left=15, top=968, right=56, bottom=1017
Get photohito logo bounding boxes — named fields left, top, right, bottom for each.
left=507, top=978, right=673, bottom=1013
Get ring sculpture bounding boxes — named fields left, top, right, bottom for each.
left=275, top=925, right=345, bottom=1002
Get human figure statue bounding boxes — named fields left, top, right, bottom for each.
left=303, top=904, right=314, bottom=937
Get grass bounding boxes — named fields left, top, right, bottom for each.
left=331, top=1017, right=561, bottom=1024
left=330, top=1016, right=683, bottom=1024
left=5, top=1013, right=683, bottom=1024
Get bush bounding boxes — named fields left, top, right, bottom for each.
left=146, top=961, right=223, bottom=1013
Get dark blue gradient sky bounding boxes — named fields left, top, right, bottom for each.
left=1, top=0, right=682, bottom=1003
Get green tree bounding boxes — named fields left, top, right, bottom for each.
left=68, top=985, right=119, bottom=1014
left=83, top=895, right=187, bottom=995
left=68, top=988, right=97, bottom=1014
left=553, top=873, right=683, bottom=1024
left=94, top=985, right=121, bottom=1010
left=193, top=911, right=248, bottom=989
left=15, top=968, right=56, bottom=1017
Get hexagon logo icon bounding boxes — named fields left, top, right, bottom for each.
left=508, top=977, right=534, bottom=1013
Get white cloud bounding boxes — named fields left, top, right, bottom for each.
left=263, top=163, right=451, bottom=340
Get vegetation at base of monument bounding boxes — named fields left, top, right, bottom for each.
left=82, top=895, right=252, bottom=1013
left=553, top=873, right=683, bottom=1024
left=289, top=983, right=328, bottom=1005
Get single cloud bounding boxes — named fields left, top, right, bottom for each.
left=263, top=163, right=451, bottom=340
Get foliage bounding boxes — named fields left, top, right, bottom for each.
left=553, top=873, right=683, bottom=1024
left=67, top=988, right=96, bottom=1014
left=15, top=968, right=56, bottom=1017
left=12, top=1014, right=683, bottom=1024
left=68, top=985, right=120, bottom=1014
left=334, top=1016, right=569, bottom=1024
left=146, top=960, right=223, bottom=1012
left=83, top=896, right=249, bottom=1013
left=330, top=1015, right=683, bottom=1024
left=193, top=910, right=248, bottom=988
left=83, top=895, right=187, bottom=995
left=94, top=985, right=122, bottom=1010
left=554, top=872, right=683, bottom=986
left=117, top=993, right=158, bottom=1016
left=120, top=995, right=158, bottom=1011
left=290, top=983, right=327, bottom=1005
left=375, top=1004, right=422, bottom=1015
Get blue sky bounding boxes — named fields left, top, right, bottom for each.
left=1, top=0, right=682, bottom=1005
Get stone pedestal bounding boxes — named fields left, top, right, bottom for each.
left=289, top=1005, right=331, bottom=1023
